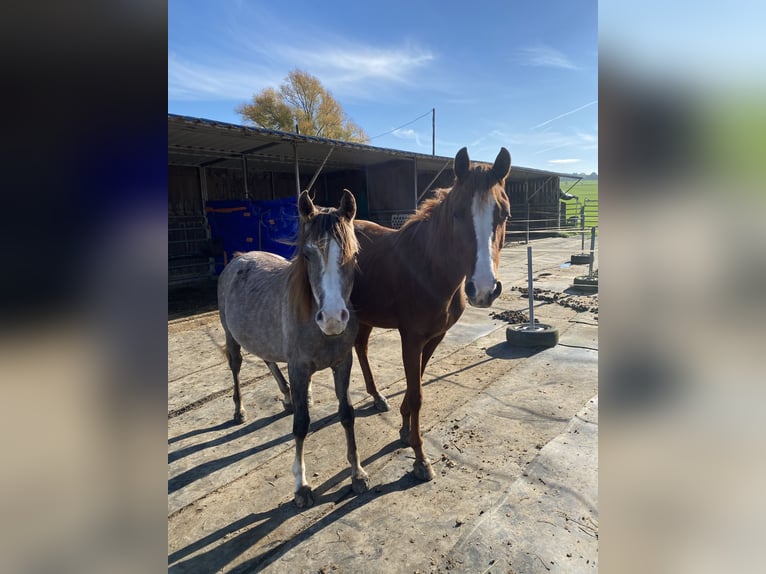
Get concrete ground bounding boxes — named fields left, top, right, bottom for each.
left=168, top=235, right=598, bottom=573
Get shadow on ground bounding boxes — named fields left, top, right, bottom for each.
left=169, top=440, right=417, bottom=573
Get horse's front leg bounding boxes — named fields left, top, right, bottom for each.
left=288, top=363, right=313, bottom=508
left=399, top=332, right=435, bottom=481
left=332, top=351, right=370, bottom=494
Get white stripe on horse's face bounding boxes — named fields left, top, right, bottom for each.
left=313, top=239, right=350, bottom=335
left=470, top=194, right=496, bottom=299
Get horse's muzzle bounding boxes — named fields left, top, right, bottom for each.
left=465, top=280, right=502, bottom=308
left=316, top=308, right=350, bottom=336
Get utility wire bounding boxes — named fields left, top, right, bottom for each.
left=369, top=110, right=432, bottom=140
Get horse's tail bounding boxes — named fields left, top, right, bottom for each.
left=204, top=327, right=230, bottom=362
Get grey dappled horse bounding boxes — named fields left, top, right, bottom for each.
left=217, top=190, right=369, bottom=507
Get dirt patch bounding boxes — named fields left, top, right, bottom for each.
left=489, top=309, right=539, bottom=324
left=510, top=286, right=598, bottom=317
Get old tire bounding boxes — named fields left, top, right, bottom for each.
left=570, top=253, right=592, bottom=265
left=572, top=275, right=598, bottom=293
left=506, top=324, right=559, bottom=348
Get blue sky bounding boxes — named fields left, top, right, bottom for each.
left=168, top=0, right=598, bottom=174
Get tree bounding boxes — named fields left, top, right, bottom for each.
left=236, top=69, right=368, bottom=143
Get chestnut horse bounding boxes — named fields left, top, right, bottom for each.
left=351, top=147, right=511, bottom=481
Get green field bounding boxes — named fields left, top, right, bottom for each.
left=562, top=179, right=598, bottom=232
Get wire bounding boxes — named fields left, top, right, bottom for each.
left=369, top=110, right=433, bottom=140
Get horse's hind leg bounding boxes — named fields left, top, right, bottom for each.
left=333, top=351, right=370, bottom=494
left=354, top=323, right=390, bottom=411
left=225, top=334, right=245, bottom=423
left=265, top=361, right=292, bottom=412
left=289, top=364, right=314, bottom=508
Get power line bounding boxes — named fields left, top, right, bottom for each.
left=369, top=110, right=433, bottom=140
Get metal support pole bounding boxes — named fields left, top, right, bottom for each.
left=198, top=166, right=214, bottom=276
left=413, top=158, right=418, bottom=211
left=241, top=155, right=250, bottom=200
left=306, top=146, right=334, bottom=194
left=525, top=181, right=530, bottom=245
left=417, top=159, right=450, bottom=203
left=527, top=246, right=535, bottom=328
left=588, top=226, right=596, bottom=277
left=198, top=166, right=209, bottom=206
left=432, top=107, right=435, bottom=156
left=293, top=143, right=300, bottom=198
left=580, top=204, right=586, bottom=251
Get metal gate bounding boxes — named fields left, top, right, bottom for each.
left=169, top=214, right=212, bottom=286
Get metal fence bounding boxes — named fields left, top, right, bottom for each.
left=507, top=198, right=599, bottom=244
left=169, top=215, right=212, bottom=286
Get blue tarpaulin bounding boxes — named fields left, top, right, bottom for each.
left=205, top=197, right=298, bottom=275
left=257, top=198, right=298, bottom=260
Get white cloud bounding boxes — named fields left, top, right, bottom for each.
left=548, top=159, right=581, bottom=164
left=529, top=129, right=598, bottom=155
left=274, top=42, right=434, bottom=100
left=532, top=100, right=598, bottom=130
left=392, top=128, right=424, bottom=147
left=168, top=53, right=282, bottom=101
left=517, top=44, right=580, bottom=70
left=169, top=10, right=435, bottom=103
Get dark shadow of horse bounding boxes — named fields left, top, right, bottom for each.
left=168, top=440, right=415, bottom=573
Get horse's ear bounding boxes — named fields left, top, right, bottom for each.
left=454, top=147, right=470, bottom=181
left=339, top=189, right=357, bottom=221
left=298, top=190, right=316, bottom=220
left=492, top=147, right=511, bottom=183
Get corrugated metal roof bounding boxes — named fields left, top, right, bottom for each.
left=168, top=114, right=576, bottom=181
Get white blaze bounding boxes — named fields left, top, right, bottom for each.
left=471, top=194, right=496, bottom=296
left=315, top=239, right=349, bottom=335
left=320, top=240, right=345, bottom=313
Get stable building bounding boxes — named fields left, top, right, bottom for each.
left=168, top=114, right=577, bottom=286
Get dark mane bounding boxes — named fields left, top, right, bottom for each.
left=287, top=208, right=359, bottom=322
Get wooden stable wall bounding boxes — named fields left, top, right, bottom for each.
left=366, top=160, right=416, bottom=226
left=169, top=165, right=203, bottom=216
left=169, top=158, right=511, bottom=285
left=506, top=176, right=562, bottom=234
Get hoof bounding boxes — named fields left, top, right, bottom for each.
left=351, top=472, right=371, bottom=494
left=399, top=426, right=410, bottom=446
left=413, top=459, right=435, bottom=482
left=373, top=395, right=390, bottom=412
left=233, top=410, right=246, bottom=424
left=294, top=485, right=314, bottom=508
